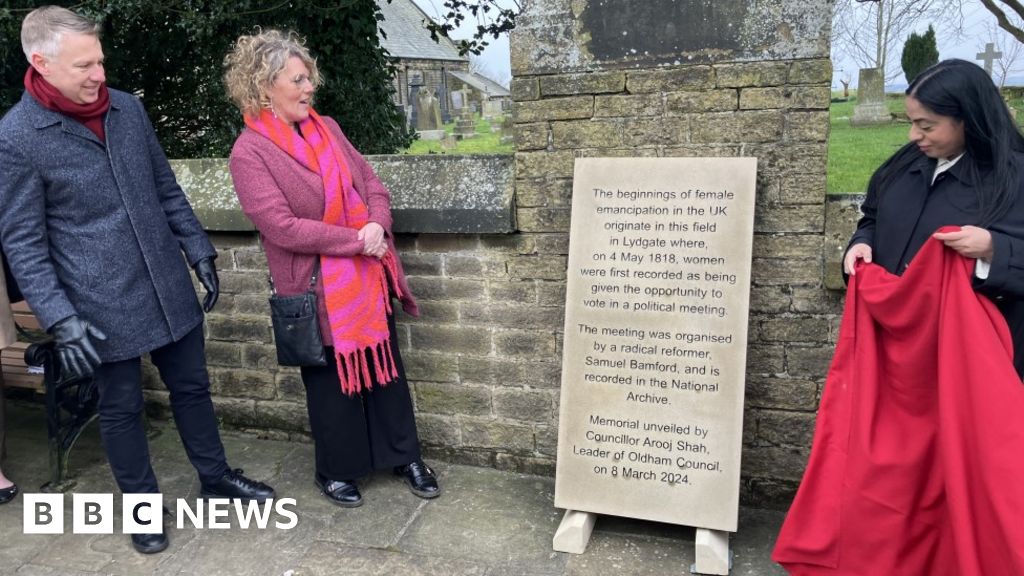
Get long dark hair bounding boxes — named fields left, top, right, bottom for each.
left=868, top=59, right=1024, bottom=226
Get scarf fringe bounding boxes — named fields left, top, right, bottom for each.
left=335, top=338, right=399, bottom=396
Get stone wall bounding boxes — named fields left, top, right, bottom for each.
left=141, top=0, right=839, bottom=511
left=146, top=155, right=561, bottom=477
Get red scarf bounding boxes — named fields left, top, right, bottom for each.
left=244, top=107, right=403, bottom=395
left=24, top=67, right=109, bottom=141
left=773, top=228, right=1024, bottom=575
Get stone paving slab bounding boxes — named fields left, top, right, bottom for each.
left=0, top=403, right=788, bottom=575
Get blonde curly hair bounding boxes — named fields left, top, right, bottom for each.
left=223, top=29, right=322, bottom=115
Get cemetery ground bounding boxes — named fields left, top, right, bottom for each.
left=398, top=93, right=1024, bottom=194
left=0, top=401, right=787, bottom=575
left=403, top=114, right=514, bottom=155
left=828, top=91, right=1024, bottom=194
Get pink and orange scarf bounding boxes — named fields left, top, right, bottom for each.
left=245, top=107, right=403, bottom=395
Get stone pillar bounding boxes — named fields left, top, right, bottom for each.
left=510, top=0, right=834, bottom=509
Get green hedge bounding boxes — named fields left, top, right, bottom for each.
left=0, top=1, right=412, bottom=157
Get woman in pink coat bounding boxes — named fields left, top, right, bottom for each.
left=223, top=30, right=439, bottom=508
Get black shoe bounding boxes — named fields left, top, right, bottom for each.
left=131, top=532, right=168, bottom=554
left=394, top=461, right=441, bottom=499
left=0, top=483, right=18, bottom=505
left=314, top=475, right=363, bottom=508
left=200, top=468, right=275, bottom=502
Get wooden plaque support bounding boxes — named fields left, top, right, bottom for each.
left=553, top=509, right=732, bottom=574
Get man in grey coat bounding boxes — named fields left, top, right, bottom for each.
left=0, top=6, right=274, bottom=554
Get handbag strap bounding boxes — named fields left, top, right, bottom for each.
left=258, top=232, right=319, bottom=295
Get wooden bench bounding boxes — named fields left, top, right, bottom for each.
left=1, top=301, right=45, bottom=393
left=2, top=301, right=98, bottom=491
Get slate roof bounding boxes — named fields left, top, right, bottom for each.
left=449, top=70, right=511, bottom=96
left=377, top=0, right=467, bottom=63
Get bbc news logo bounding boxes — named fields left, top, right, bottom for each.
left=23, top=494, right=298, bottom=534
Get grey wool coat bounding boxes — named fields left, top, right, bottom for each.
left=0, top=89, right=215, bottom=362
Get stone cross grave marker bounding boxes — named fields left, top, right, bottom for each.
left=554, top=157, right=757, bottom=575
left=454, top=105, right=477, bottom=140
left=977, top=42, right=1003, bottom=75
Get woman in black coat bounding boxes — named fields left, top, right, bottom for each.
left=845, top=59, right=1024, bottom=377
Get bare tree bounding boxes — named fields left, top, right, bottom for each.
left=840, top=70, right=853, bottom=98
left=983, top=18, right=1024, bottom=88
left=468, top=54, right=511, bottom=88
left=977, top=1, right=1024, bottom=45
left=833, top=0, right=964, bottom=83
left=469, top=54, right=491, bottom=76
left=416, top=0, right=521, bottom=55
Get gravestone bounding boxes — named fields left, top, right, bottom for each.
left=482, top=99, right=504, bottom=120
left=437, top=84, right=452, bottom=124
left=454, top=107, right=477, bottom=139
left=407, top=76, right=424, bottom=132
left=450, top=89, right=465, bottom=111
left=977, top=42, right=1003, bottom=75
left=415, top=90, right=445, bottom=140
left=850, top=68, right=891, bottom=126
left=554, top=157, right=757, bottom=571
left=499, top=115, right=514, bottom=145
left=440, top=134, right=458, bottom=150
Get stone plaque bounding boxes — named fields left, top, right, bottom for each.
left=582, top=0, right=747, bottom=61
left=555, top=157, right=757, bottom=532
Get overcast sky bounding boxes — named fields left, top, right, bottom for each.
left=834, top=0, right=1021, bottom=88
left=408, top=0, right=517, bottom=86
left=404, top=1, right=1020, bottom=90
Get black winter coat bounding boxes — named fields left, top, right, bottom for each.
left=849, top=151, right=1024, bottom=377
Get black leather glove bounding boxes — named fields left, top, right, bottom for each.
left=193, top=257, right=219, bottom=313
left=48, top=315, right=107, bottom=383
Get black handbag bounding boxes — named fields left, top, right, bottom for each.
left=269, top=265, right=327, bottom=367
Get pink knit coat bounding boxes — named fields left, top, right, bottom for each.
left=228, top=116, right=419, bottom=346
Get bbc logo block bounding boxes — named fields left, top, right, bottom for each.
left=23, top=494, right=64, bottom=534
left=24, top=493, right=164, bottom=534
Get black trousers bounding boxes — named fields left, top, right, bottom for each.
left=93, top=323, right=228, bottom=494
left=300, top=314, right=421, bottom=480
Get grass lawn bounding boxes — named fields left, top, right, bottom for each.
left=401, top=114, right=514, bottom=155
left=828, top=92, right=1024, bottom=193
left=827, top=95, right=910, bottom=194
left=400, top=98, right=1024, bottom=191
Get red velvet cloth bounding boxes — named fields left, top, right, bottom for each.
left=773, top=228, right=1024, bottom=576
left=24, top=67, right=108, bottom=141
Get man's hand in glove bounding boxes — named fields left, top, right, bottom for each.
left=49, top=315, right=106, bottom=383
left=193, top=257, right=219, bottom=313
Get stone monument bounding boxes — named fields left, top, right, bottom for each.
left=450, top=88, right=466, bottom=112
left=554, top=157, right=757, bottom=573
left=415, top=90, right=445, bottom=140
left=482, top=99, right=504, bottom=120
left=977, top=42, right=1003, bottom=76
left=407, top=76, right=424, bottom=132
left=850, top=68, right=891, bottom=126
left=499, top=115, right=514, bottom=145
left=454, top=106, right=477, bottom=140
